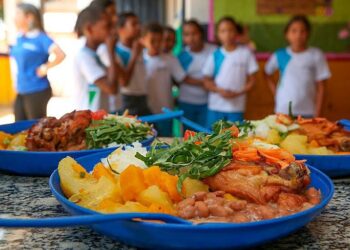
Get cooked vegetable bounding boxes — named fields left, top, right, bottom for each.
left=58, top=157, right=97, bottom=198
left=85, top=116, right=153, bottom=149
left=136, top=127, right=236, bottom=192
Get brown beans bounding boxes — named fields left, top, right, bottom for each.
left=227, top=200, right=247, bottom=211
left=193, top=192, right=207, bottom=201
left=178, top=205, right=196, bottom=219
left=208, top=205, right=228, bottom=217
left=177, top=191, right=248, bottom=220
left=194, top=201, right=209, bottom=218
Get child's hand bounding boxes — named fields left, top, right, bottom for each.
left=203, top=79, right=218, bottom=91
left=105, top=33, right=118, bottom=51
left=132, top=39, right=143, bottom=57
left=219, top=89, right=241, bottom=98
left=36, top=64, right=48, bottom=77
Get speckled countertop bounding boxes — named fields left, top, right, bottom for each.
left=1, top=168, right=350, bottom=250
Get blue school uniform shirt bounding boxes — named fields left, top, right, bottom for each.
left=177, top=43, right=217, bottom=105
left=202, top=46, right=258, bottom=112
left=10, top=30, right=54, bottom=94
left=265, top=47, right=331, bottom=116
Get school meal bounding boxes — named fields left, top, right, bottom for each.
left=233, top=114, right=350, bottom=155
left=58, top=123, right=321, bottom=223
left=0, top=110, right=154, bottom=151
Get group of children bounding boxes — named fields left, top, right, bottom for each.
left=72, top=0, right=331, bottom=135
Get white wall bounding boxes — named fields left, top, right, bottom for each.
left=185, top=0, right=209, bottom=23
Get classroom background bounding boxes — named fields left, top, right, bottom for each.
left=0, top=0, right=349, bottom=125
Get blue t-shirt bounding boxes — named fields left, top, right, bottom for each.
left=10, top=31, right=54, bottom=94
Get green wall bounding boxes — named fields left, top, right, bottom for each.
left=214, top=0, right=350, bottom=52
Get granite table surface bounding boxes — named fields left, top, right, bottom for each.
left=0, top=157, right=349, bottom=249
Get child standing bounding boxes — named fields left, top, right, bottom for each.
left=265, top=15, right=331, bottom=117
left=178, top=19, right=217, bottom=127
left=162, top=26, right=176, bottom=54
left=142, top=23, right=187, bottom=136
left=203, top=17, right=258, bottom=128
left=115, top=12, right=150, bottom=116
left=72, top=6, right=118, bottom=111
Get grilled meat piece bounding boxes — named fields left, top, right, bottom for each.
left=25, top=110, right=92, bottom=151
left=296, top=117, right=350, bottom=152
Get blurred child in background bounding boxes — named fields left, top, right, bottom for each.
left=72, top=5, right=118, bottom=111
left=178, top=19, right=216, bottom=127
left=11, top=3, right=65, bottom=121
left=162, top=26, right=176, bottom=54
left=203, top=16, right=258, bottom=128
left=142, top=23, right=187, bottom=136
left=235, top=23, right=256, bottom=52
left=114, top=12, right=150, bottom=116
left=265, top=15, right=331, bottom=117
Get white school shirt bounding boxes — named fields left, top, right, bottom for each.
left=178, top=43, right=217, bottom=105
left=265, top=47, right=331, bottom=116
left=144, top=52, right=186, bottom=114
left=99, top=42, right=147, bottom=96
left=72, top=46, right=106, bottom=111
left=202, top=46, right=258, bottom=112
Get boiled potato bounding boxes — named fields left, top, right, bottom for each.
left=69, top=175, right=122, bottom=209
left=308, top=146, right=333, bottom=155
left=58, top=157, right=97, bottom=198
left=182, top=178, right=209, bottom=198
left=137, top=185, right=173, bottom=208
left=266, top=129, right=282, bottom=145
left=7, top=133, right=26, bottom=150
left=113, top=201, right=148, bottom=213
left=280, top=134, right=308, bottom=154
left=0, top=131, right=13, bottom=149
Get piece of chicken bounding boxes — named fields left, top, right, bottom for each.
left=204, top=160, right=310, bottom=205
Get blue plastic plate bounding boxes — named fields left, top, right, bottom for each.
left=49, top=151, right=334, bottom=250
left=0, top=120, right=156, bottom=176
left=295, top=154, right=350, bottom=178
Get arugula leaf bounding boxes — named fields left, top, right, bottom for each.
left=136, top=129, right=234, bottom=192
left=85, top=118, right=153, bottom=149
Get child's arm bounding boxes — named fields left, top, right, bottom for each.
left=119, top=40, right=143, bottom=87
left=315, top=80, right=326, bottom=117
left=183, top=76, right=204, bottom=86
left=219, top=73, right=257, bottom=98
left=264, top=53, right=278, bottom=96
left=265, top=73, right=277, bottom=96
left=95, top=36, right=118, bottom=94
left=203, top=76, right=220, bottom=92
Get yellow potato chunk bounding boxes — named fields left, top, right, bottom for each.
left=69, top=175, right=122, bottom=209
left=280, top=134, right=308, bottom=154
left=8, top=133, right=26, bottom=150
left=58, top=157, right=97, bottom=198
left=182, top=178, right=209, bottom=198
left=137, top=185, right=173, bottom=208
left=308, top=146, right=334, bottom=155
left=266, top=129, right=282, bottom=145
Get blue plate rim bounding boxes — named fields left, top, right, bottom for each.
left=49, top=159, right=334, bottom=229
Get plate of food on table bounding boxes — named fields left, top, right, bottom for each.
left=48, top=122, right=333, bottom=249
left=229, top=113, right=350, bottom=177
left=0, top=109, right=156, bottom=176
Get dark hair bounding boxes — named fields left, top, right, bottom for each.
left=183, top=19, right=205, bottom=39
left=142, top=22, right=163, bottom=36
left=74, top=5, right=106, bottom=37
left=235, top=22, right=244, bottom=35
left=216, top=16, right=238, bottom=32
left=284, top=15, right=311, bottom=34
left=17, top=3, right=44, bottom=31
left=89, top=0, right=115, bottom=9
left=164, top=26, right=176, bottom=36
left=117, top=12, right=138, bottom=28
